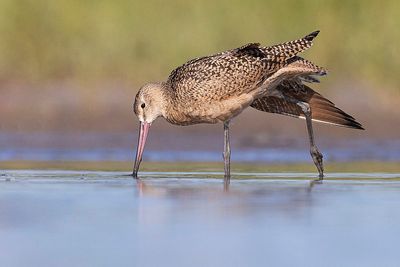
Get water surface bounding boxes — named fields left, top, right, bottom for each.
left=1, top=170, right=400, bottom=267
left=2, top=133, right=400, bottom=162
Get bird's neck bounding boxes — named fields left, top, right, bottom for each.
left=155, top=83, right=187, bottom=125
left=155, top=82, right=174, bottom=119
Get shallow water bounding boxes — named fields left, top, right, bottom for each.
left=2, top=132, right=400, bottom=162
left=2, top=145, right=400, bottom=162
left=1, top=170, right=400, bottom=267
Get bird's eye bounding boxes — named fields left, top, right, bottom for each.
left=141, top=103, right=146, bottom=109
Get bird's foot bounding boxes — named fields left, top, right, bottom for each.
left=131, top=172, right=139, bottom=179
left=310, top=146, right=324, bottom=180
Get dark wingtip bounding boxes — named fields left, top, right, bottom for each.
left=352, top=125, right=365, bottom=130
left=305, top=30, right=320, bottom=41
left=320, top=69, right=328, bottom=76
left=348, top=115, right=365, bottom=130
left=348, top=121, right=365, bottom=130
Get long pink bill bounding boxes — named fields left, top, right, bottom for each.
left=132, top=121, right=151, bottom=178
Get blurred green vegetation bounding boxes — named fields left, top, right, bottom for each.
left=0, top=0, right=399, bottom=90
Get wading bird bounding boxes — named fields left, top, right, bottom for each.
left=132, top=31, right=363, bottom=183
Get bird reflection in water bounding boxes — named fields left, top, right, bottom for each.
left=132, top=176, right=321, bottom=226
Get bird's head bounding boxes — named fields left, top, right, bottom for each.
left=133, top=83, right=166, bottom=123
left=132, top=82, right=166, bottom=177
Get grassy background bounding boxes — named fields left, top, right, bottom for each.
left=0, top=0, right=399, bottom=148
left=1, top=0, right=399, bottom=89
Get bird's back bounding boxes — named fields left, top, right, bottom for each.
left=166, top=46, right=267, bottom=102
left=163, top=31, right=325, bottom=125
left=166, top=31, right=321, bottom=102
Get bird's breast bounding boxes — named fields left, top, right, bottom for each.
left=164, top=93, right=254, bottom=125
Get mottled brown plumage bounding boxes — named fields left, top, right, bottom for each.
left=132, top=30, right=364, bottom=182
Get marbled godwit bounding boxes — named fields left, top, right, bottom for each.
left=132, top=31, right=364, bottom=182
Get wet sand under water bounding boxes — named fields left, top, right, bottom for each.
left=1, top=170, right=400, bottom=267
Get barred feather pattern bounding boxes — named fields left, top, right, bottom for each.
left=135, top=31, right=362, bottom=129
left=261, top=30, right=320, bottom=59
left=166, top=31, right=323, bottom=105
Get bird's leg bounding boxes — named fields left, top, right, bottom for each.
left=223, top=120, right=231, bottom=185
left=297, top=102, right=324, bottom=180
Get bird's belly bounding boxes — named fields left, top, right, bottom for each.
left=166, top=94, right=254, bottom=125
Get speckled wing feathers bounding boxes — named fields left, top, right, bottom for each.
left=166, top=31, right=323, bottom=103
left=166, top=48, right=268, bottom=102
left=164, top=31, right=335, bottom=125
left=262, top=30, right=320, bottom=59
